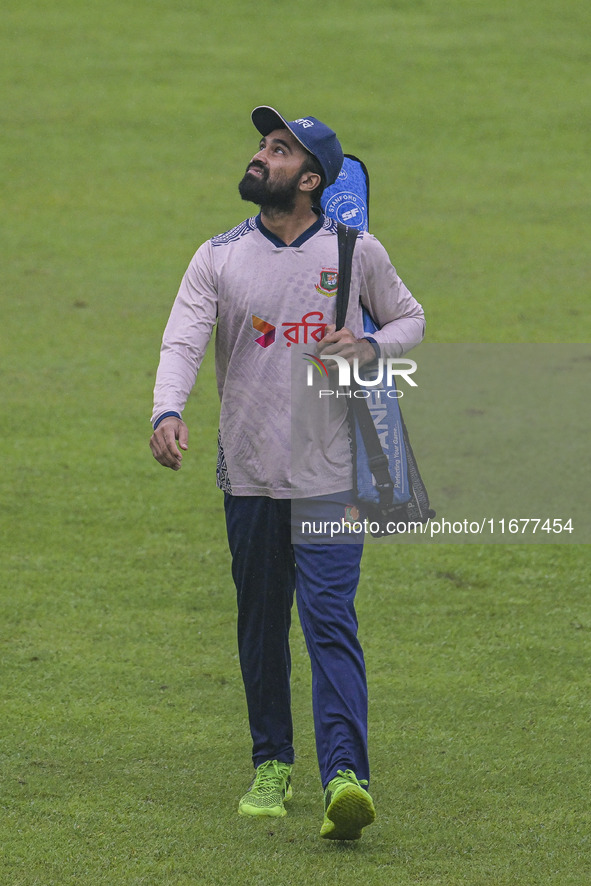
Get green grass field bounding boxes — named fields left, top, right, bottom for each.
left=2, top=0, right=590, bottom=883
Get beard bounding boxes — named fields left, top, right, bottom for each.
left=238, top=162, right=303, bottom=213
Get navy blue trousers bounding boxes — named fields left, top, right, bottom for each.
left=224, top=494, right=369, bottom=788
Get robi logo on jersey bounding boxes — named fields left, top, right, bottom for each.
left=252, top=312, right=327, bottom=348
left=252, top=315, right=276, bottom=348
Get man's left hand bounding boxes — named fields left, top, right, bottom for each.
left=319, top=325, right=376, bottom=367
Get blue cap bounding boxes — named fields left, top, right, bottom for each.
left=251, top=106, right=344, bottom=187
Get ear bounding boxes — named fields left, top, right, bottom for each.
left=299, top=171, right=322, bottom=193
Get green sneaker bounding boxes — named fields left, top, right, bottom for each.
left=320, top=769, right=376, bottom=840
left=238, top=760, right=293, bottom=818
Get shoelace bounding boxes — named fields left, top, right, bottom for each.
left=336, top=769, right=369, bottom=788
left=253, top=761, right=287, bottom=792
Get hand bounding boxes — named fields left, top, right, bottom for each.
left=319, top=324, right=377, bottom=367
left=149, top=417, right=189, bottom=471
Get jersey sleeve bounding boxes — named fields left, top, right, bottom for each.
left=151, top=241, right=218, bottom=425
left=357, top=234, right=425, bottom=355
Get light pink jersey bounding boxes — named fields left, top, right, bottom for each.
left=152, top=214, right=425, bottom=498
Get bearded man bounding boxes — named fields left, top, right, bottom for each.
left=150, top=106, right=425, bottom=840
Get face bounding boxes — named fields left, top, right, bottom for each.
left=238, top=128, right=318, bottom=211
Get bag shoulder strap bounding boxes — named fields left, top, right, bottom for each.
left=335, top=223, right=394, bottom=508
left=335, top=223, right=359, bottom=331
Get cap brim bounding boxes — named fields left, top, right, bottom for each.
left=251, top=106, right=311, bottom=157
left=251, top=106, right=289, bottom=137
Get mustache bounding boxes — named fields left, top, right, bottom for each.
left=246, top=161, right=268, bottom=177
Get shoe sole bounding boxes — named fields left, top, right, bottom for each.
left=320, top=786, right=376, bottom=840
left=238, top=804, right=287, bottom=818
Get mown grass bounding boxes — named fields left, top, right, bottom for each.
left=1, top=0, right=589, bottom=883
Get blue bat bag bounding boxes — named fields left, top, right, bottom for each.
left=321, top=157, right=434, bottom=534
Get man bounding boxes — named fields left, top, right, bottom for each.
left=150, top=106, right=425, bottom=840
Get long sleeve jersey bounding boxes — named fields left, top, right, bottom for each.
left=152, top=213, right=425, bottom=498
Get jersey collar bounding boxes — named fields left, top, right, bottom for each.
left=255, top=212, right=324, bottom=248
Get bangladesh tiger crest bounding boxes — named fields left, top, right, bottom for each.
left=315, top=268, right=339, bottom=297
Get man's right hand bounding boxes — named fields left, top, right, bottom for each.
left=149, top=417, right=189, bottom=471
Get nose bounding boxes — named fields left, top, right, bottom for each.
left=251, top=146, right=268, bottom=166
